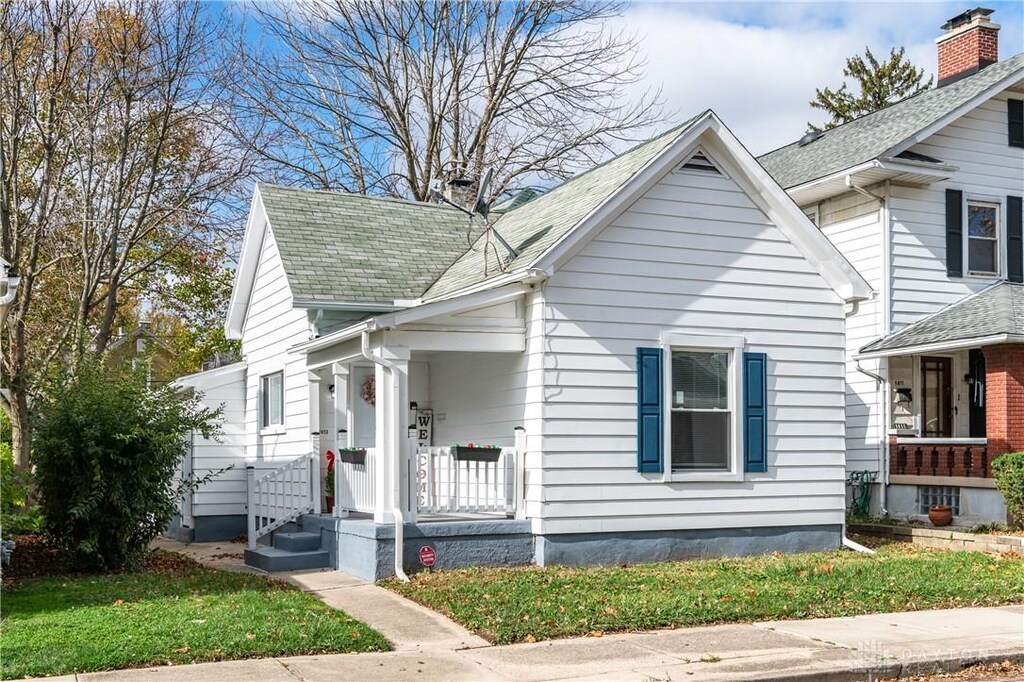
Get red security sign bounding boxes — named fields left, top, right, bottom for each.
left=418, top=545, right=436, bottom=567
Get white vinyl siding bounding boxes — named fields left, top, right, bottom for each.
left=177, top=366, right=247, bottom=518
left=536, top=156, right=848, bottom=535
left=240, top=225, right=314, bottom=463
left=818, top=192, right=884, bottom=476
left=889, top=90, right=1024, bottom=330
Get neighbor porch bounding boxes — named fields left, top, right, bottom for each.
left=857, top=285, right=1024, bottom=522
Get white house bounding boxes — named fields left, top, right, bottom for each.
left=759, top=8, right=1024, bottom=525
left=176, top=111, right=870, bottom=579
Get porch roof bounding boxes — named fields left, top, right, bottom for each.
left=858, top=282, right=1024, bottom=358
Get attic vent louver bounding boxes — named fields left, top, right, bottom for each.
left=678, top=152, right=721, bottom=174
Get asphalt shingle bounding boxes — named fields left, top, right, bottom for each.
left=255, top=114, right=705, bottom=306
left=758, top=54, right=1024, bottom=189
left=258, top=185, right=478, bottom=305
left=859, top=282, right=1024, bottom=355
left=422, top=114, right=705, bottom=300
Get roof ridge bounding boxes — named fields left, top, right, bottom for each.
left=256, top=182, right=468, bottom=214
left=759, top=52, right=1024, bottom=161
left=497, top=114, right=708, bottom=220
left=420, top=114, right=707, bottom=297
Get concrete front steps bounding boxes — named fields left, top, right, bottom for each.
left=243, top=521, right=330, bottom=572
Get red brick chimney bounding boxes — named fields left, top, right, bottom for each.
left=937, top=7, right=999, bottom=87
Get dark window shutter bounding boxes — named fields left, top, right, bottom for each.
left=1009, top=99, right=1024, bottom=148
left=946, top=189, right=964, bottom=278
left=636, top=347, right=663, bottom=473
left=743, top=352, right=768, bottom=473
left=1009, top=195, right=1023, bottom=283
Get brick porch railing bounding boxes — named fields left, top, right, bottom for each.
left=888, top=436, right=992, bottom=478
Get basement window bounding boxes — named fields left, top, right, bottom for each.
left=919, top=485, right=960, bottom=516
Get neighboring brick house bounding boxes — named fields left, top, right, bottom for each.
left=760, top=8, right=1024, bottom=524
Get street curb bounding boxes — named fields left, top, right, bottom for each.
left=752, top=650, right=1024, bottom=681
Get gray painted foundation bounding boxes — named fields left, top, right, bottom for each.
left=307, top=516, right=843, bottom=580
left=163, top=514, right=248, bottom=543
left=304, top=514, right=534, bottom=581
left=887, top=484, right=1007, bottom=525
left=535, top=524, right=843, bottom=567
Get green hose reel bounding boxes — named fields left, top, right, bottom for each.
left=847, top=470, right=879, bottom=518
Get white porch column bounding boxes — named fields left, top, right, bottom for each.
left=331, top=363, right=350, bottom=519
left=371, top=347, right=413, bottom=524
left=373, top=362, right=391, bottom=523
left=308, top=372, right=322, bottom=514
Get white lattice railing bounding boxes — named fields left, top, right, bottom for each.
left=246, top=453, right=319, bottom=549
left=416, top=446, right=515, bottom=515
left=336, top=448, right=377, bottom=515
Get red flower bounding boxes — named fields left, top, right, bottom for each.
left=325, top=450, right=335, bottom=471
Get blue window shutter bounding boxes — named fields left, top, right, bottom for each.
left=636, top=347, right=663, bottom=473
left=1008, top=195, right=1023, bottom=283
left=743, top=352, right=768, bottom=473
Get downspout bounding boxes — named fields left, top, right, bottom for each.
left=846, top=174, right=890, bottom=517
left=361, top=330, right=409, bottom=583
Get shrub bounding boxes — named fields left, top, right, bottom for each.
left=992, top=451, right=1024, bottom=529
left=32, top=362, right=219, bottom=571
left=1, top=442, right=43, bottom=535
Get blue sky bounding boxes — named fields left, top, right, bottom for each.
left=226, top=1, right=1024, bottom=156
left=614, top=1, right=1024, bottom=152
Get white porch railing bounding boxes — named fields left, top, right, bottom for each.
left=246, top=453, right=320, bottom=550
left=416, top=446, right=515, bottom=515
left=336, top=448, right=377, bottom=515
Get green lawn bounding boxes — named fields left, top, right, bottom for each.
left=1, top=552, right=389, bottom=680
left=386, top=538, right=1024, bottom=645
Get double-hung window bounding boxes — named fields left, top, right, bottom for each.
left=966, top=200, right=1000, bottom=276
left=670, top=350, right=731, bottom=470
left=261, top=371, right=284, bottom=430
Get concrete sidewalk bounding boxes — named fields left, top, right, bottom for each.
left=40, top=605, right=1024, bottom=681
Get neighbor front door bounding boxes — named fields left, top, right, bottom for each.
left=921, top=356, right=953, bottom=438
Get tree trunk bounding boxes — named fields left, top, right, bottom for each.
left=8, top=386, right=30, bottom=470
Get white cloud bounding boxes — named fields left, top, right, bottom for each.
left=617, top=1, right=1024, bottom=155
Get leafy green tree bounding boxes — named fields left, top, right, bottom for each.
left=809, top=47, right=932, bottom=131
left=32, top=361, right=220, bottom=571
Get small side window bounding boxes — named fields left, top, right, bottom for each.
left=261, top=371, right=284, bottom=429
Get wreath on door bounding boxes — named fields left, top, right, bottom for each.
left=360, top=374, right=376, bottom=406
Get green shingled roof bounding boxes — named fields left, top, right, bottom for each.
left=423, top=114, right=704, bottom=299
left=758, top=54, right=1024, bottom=189
left=258, top=184, right=478, bottom=305
left=860, top=282, right=1024, bottom=356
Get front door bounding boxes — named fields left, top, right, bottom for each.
left=921, top=356, right=953, bottom=438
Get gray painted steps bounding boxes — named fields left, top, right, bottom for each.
left=244, top=520, right=330, bottom=572
left=244, top=545, right=330, bottom=572
left=273, top=531, right=321, bottom=553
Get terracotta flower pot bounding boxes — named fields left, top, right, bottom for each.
left=928, top=505, right=953, bottom=527
left=325, top=495, right=335, bottom=514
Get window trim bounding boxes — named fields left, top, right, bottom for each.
left=659, top=333, right=744, bottom=482
left=962, top=196, right=1004, bottom=279
left=259, top=369, right=286, bottom=435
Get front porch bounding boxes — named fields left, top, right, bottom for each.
left=246, top=286, right=535, bottom=575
